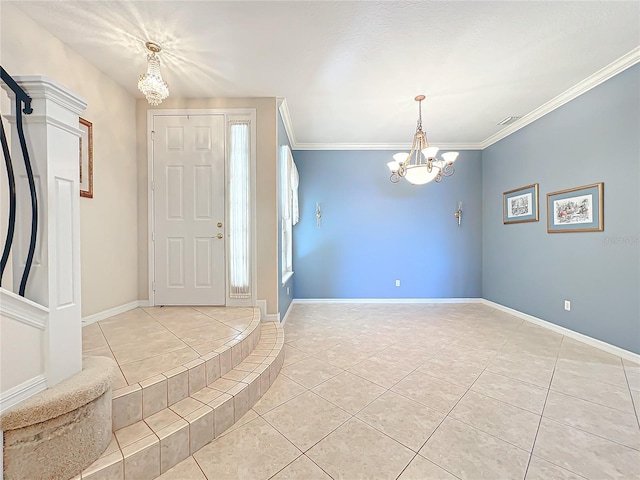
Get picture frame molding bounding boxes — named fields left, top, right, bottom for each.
left=546, top=182, right=604, bottom=233
left=79, top=117, right=93, bottom=198
left=503, top=183, right=539, bottom=224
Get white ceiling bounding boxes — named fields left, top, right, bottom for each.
left=10, top=1, right=640, bottom=149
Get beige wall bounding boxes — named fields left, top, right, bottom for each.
left=1, top=3, right=139, bottom=317
left=136, top=98, right=279, bottom=314
left=0, top=313, right=44, bottom=392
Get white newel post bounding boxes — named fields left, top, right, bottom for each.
left=6, top=76, right=86, bottom=387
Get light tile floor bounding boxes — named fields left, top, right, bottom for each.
left=82, top=306, right=255, bottom=387
left=156, top=303, right=638, bottom=480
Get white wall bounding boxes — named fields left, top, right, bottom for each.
left=1, top=3, right=139, bottom=317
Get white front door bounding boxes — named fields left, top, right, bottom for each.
left=152, top=115, right=226, bottom=305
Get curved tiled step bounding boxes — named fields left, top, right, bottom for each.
left=110, top=308, right=263, bottom=431
left=76, top=322, right=284, bottom=480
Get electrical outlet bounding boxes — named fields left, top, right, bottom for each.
left=395, top=280, right=401, bottom=287
left=287, top=287, right=290, bottom=296
left=564, top=300, right=571, bottom=311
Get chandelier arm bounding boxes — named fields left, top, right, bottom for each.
left=442, top=163, right=455, bottom=177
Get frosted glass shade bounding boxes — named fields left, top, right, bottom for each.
left=422, top=146, right=439, bottom=158
left=387, top=161, right=400, bottom=171
left=393, top=152, right=409, bottom=163
left=441, top=151, right=459, bottom=164
left=404, top=165, right=439, bottom=185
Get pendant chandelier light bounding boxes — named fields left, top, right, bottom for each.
left=387, top=95, right=459, bottom=185
left=138, top=41, right=169, bottom=106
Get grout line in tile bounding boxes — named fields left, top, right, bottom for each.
left=96, top=321, right=129, bottom=386
left=303, top=453, right=338, bottom=480
left=259, top=388, right=351, bottom=455
left=264, top=453, right=306, bottom=480
left=525, top=454, right=592, bottom=480
left=442, top=414, right=533, bottom=455
left=622, top=358, right=640, bottom=430
left=548, top=384, right=639, bottom=416
left=522, top=333, right=561, bottom=480
left=192, top=450, right=211, bottom=480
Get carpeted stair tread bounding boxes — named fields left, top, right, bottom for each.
left=0, top=355, right=117, bottom=430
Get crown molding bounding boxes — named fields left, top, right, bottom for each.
left=279, top=97, right=481, bottom=151
left=293, top=142, right=482, bottom=151
left=280, top=47, right=639, bottom=152
left=480, top=46, right=640, bottom=149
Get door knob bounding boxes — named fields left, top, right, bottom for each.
left=217, top=222, right=223, bottom=228
left=215, top=233, right=223, bottom=239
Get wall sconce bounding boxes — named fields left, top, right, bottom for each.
left=316, top=202, right=322, bottom=227
left=454, top=201, right=462, bottom=226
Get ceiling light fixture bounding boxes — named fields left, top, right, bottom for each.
left=387, top=95, right=459, bottom=185
left=138, top=41, right=169, bottom=106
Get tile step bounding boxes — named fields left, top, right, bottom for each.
left=76, top=321, right=285, bottom=480
left=111, top=309, right=264, bottom=432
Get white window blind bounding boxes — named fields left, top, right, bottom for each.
left=229, top=121, right=251, bottom=298
left=280, top=146, right=293, bottom=281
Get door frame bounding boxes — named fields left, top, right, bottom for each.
left=147, top=109, right=257, bottom=307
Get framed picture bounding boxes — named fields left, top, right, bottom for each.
left=503, top=183, right=539, bottom=224
left=547, top=182, right=603, bottom=233
left=79, top=117, right=93, bottom=198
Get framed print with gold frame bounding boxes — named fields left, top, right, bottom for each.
left=547, top=183, right=603, bottom=233
left=79, top=117, right=93, bottom=198
left=503, top=183, right=539, bottom=224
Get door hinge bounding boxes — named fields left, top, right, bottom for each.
left=152, top=181, right=155, bottom=191
left=151, top=130, right=155, bottom=141
left=152, top=282, right=156, bottom=291
left=152, top=232, right=155, bottom=241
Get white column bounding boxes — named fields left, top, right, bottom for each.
left=5, top=76, right=87, bottom=386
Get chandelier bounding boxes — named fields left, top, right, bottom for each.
left=387, top=95, right=459, bottom=185
left=138, top=42, right=169, bottom=106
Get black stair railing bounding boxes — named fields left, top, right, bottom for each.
left=1, top=66, right=37, bottom=297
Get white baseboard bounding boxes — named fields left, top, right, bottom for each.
left=256, top=300, right=267, bottom=320
left=82, top=300, right=142, bottom=325
left=482, top=299, right=640, bottom=363
left=261, top=313, right=280, bottom=322
left=280, top=303, right=294, bottom=326
left=292, top=298, right=483, bottom=304
left=0, top=374, right=47, bottom=414
left=256, top=300, right=280, bottom=322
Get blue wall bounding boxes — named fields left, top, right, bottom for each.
left=292, top=150, right=483, bottom=299
left=482, top=65, right=640, bottom=353
left=277, top=108, right=294, bottom=318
